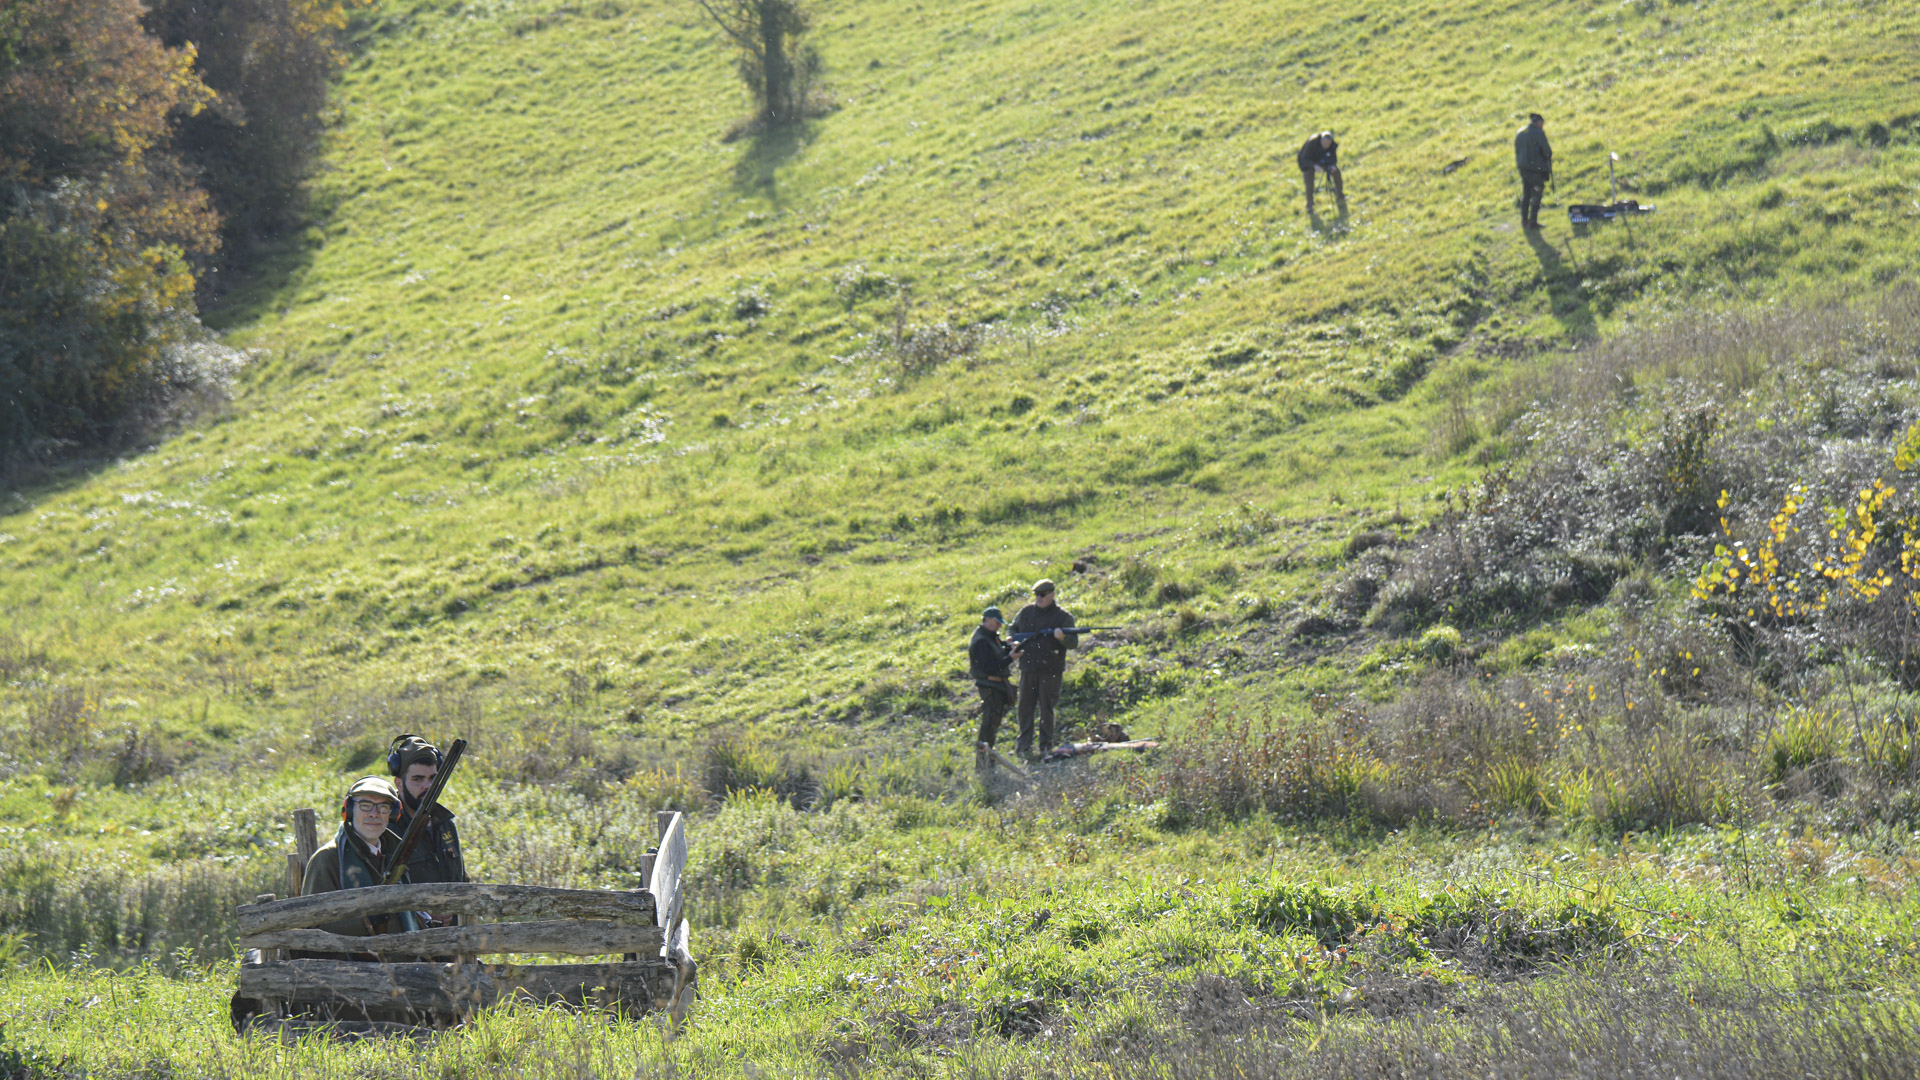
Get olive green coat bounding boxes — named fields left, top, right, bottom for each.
left=301, top=824, right=418, bottom=937
left=1514, top=124, right=1553, bottom=177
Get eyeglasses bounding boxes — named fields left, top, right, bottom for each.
left=353, top=800, right=396, bottom=817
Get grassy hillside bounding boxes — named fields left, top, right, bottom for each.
left=4, top=0, right=1916, bottom=779
left=3, top=0, right=1920, bottom=1071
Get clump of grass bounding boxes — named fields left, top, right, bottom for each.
left=702, top=732, right=787, bottom=799
left=1763, top=708, right=1846, bottom=790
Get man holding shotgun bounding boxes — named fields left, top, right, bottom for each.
left=388, top=734, right=469, bottom=891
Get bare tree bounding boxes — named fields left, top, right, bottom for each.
left=692, top=0, right=820, bottom=128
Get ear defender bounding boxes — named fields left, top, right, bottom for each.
left=386, top=734, right=417, bottom=776
left=387, top=733, right=444, bottom=776
left=341, top=796, right=355, bottom=823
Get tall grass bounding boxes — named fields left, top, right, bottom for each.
left=0, top=844, right=276, bottom=965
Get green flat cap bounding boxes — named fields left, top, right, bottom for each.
left=983, top=606, right=1003, bottom=620
left=345, top=775, right=400, bottom=805
left=1033, top=579, right=1056, bottom=596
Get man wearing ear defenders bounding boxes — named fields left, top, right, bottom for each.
left=301, top=775, right=424, bottom=937
left=387, top=734, right=468, bottom=897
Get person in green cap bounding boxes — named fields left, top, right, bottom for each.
left=302, top=775, right=423, bottom=938
left=969, top=607, right=1020, bottom=769
left=1008, top=579, right=1078, bottom=757
left=1514, top=112, right=1553, bottom=230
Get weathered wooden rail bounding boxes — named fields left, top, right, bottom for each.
left=234, top=809, right=695, bottom=1035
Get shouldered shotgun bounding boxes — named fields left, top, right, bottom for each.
left=381, top=737, right=466, bottom=886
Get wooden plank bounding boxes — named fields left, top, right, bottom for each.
left=1042, top=738, right=1161, bottom=761
left=286, top=853, right=305, bottom=899
left=987, top=747, right=1031, bottom=780
left=253, top=894, right=282, bottom=965
left=237, top=959, right=678, bottom=1014
left=668, top=919, right=691, bottom=967
left=240, top=920, right=664, bottom=957
left=238, top=884, right=656, bottom=935
left=293, top=809, right=320, bottom=867
left=650, top=813, right=685, bottom=934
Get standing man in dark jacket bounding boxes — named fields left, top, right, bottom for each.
left=1514, top=113, right=1553, bottom=230
left=387, top=734, right=468, bottom=906
left=1296, top=131, right=1343, bottom=212
left=969, top=607, right=1020, bottom=769
left=1009, top=579, right=1077, bottom=758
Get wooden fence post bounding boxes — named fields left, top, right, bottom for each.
left=288, top=808, right=319, bottom=903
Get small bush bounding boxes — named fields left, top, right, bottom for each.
left=1342, top=529, right=1395, bottom=560
left=1415, top=624, right=1462, bottom=662
left=1410, top=889, right=1627, bottom=974
left=1144, top=704, right=1390, bottom=826
left=1762, top=709, right=1845, bottom=789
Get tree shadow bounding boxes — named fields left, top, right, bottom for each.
left=198, top=224, right=323, bottom=332
left=730, top=120, right=817, bottom=208
left=1526, top=227, right=1598, bottom=341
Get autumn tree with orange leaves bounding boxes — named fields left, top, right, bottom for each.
left=0, top=0, right=223, bottom=459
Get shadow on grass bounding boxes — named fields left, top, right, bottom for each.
left=1306, top=198, right=1350, bottom=236
left=730, top=120, right=818, bottom=207
left=1526, top=227, right=1597, bottom=340
left=197, top=224, right=323, bottom=333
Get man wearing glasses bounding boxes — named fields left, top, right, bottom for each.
left=386, top=734, right=468, bottom=890
left=301, top=775, right=423, bottom=937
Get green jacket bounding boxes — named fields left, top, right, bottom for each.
left=1514, top=124, right=1553, bottom=176
left=301, top=825, right=420, bottom=937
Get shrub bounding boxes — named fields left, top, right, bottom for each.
left=0, top=843, right=276, bottom=964
left=1591, top=729, right=1744, bottom=832
left=143, top=0, right=369, bottom=269
left=1414, top=624, right=1462, bottom=662
left=1409, top=889, right=1627, bottom=974
left=1762, top=709, right=1845, bottom=789
left=1117, top=557, right=1159, bottom=596
left=1145, top=704, right=1390, bottom=826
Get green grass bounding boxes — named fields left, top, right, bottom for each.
left=5, top=793, right=1920, bottom=1076
left=2, top=0, right=1920, bottom=1071
left=3, top=0, right=1917, bottom=787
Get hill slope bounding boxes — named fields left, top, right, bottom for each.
left=2, top=0, right=1918, bottom=791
